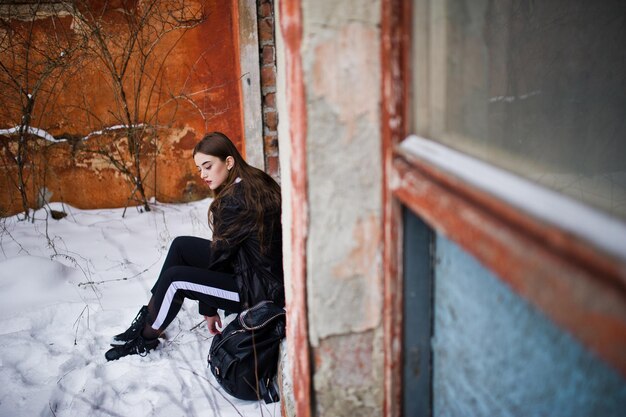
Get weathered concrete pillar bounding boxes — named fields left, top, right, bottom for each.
left=276, top=1, right=384, bottom=416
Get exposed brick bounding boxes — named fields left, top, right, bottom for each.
left=261, top=85, right=277, bottom=96
left=263, top=92, right=276, bottom=109
left=264, top=110, right=278, bottom=131
left=266, top=155, right=280, bottom=178
left=258, top=18, right=274, bottom=44
left=264, top=134, right=278, bottom=150
left=262, top=45, right=275, bottom=65
left=258, top=1, right=272, bottom=18
left=260, top=66, right=276, bottom=88
left=257, top=0, right=279, bottom=183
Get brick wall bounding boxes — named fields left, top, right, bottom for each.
left=257, top=0, right=280, bottom=181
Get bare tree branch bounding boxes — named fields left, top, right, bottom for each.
left=62, top=0, right=207, bottom=215
left=0, top=1, right=87, bottom=220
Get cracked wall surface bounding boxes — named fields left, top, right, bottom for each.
left=302, top=1, right=384, bottom=415
left=0, top=0, right=243, bottom=214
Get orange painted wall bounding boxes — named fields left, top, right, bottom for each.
left=0, top=0, right=244, bottom=214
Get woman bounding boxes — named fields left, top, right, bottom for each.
left=106, top=132, right=284, bottom=361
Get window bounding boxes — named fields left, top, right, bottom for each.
left=382, top=0, right=626, bottom=415
left=412, top=0, right=626, bottom=221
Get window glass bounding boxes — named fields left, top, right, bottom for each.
left=413, top=0, right=626, bottom=220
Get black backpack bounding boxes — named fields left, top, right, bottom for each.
left=207, top=301, right=286, bottom=403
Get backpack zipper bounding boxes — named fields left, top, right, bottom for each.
left=209, top=328, right=247, bottom=357
left=240, top=312, right=286, bottom=331
left=239, top=302, right=286, bottom=330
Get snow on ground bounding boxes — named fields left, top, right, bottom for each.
left=0, top=200, right=281, bottom=417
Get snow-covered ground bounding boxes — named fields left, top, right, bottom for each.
left=0, top=200, right=281, bottom=417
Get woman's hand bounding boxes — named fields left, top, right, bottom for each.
left=204, top=314, right=223, bottom=335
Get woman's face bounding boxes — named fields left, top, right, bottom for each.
left=194, top=152, right=233, bottom=190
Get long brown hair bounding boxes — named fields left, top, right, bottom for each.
left=193, top=132, right=281, bottom=248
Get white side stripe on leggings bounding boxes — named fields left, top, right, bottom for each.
left=151, top=281, right=240, bottom=330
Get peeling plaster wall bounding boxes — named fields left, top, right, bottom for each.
left=0, top=0, right=244, bottom=214
left=274, top=0, right=293, bottom=322
left=276, top=0, right=384, bottom=413
left=303, top=1, right=384, bottom=415
left=303, top=0, right=382, bottom=346
left=274, top=2, right=296, bottom=414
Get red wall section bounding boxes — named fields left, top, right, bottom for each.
left=0, top=0, right=243, bottom=214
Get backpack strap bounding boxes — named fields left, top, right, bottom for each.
left=259, top=377, right=281, bottom=404
left=239, top=301, right=286, bottom=330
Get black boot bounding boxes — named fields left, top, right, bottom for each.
left=111, top=306, right=148, bottom=345
left=105, top=334, right=159, bottom=361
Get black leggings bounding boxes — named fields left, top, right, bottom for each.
left=147, top=236, right=241, bottom=333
